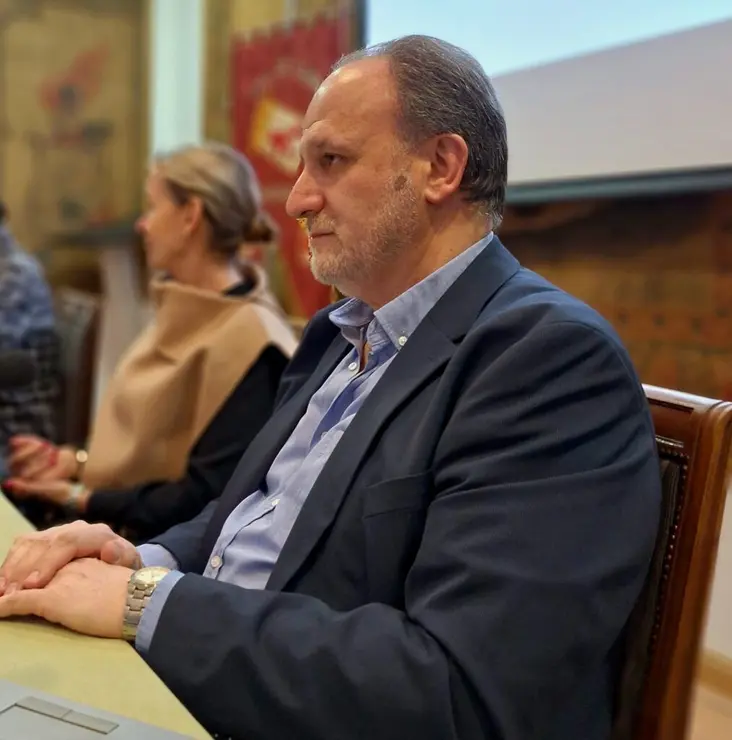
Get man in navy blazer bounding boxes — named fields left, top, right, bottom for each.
left=0, top=35, right=660, bottom=740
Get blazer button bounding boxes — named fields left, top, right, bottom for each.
left=210, top=555, right=222, bottom=569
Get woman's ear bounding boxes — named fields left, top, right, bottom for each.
left=182, top=195, right=205, bottom=235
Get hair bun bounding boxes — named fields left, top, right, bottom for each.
left=242, top=212, right=277, bottom=243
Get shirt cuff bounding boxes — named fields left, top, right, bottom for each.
left=135, top=570, right=184, bottom=654
left=137, top=544, right=179, bottom=570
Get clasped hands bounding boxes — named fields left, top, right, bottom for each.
left=0, top=521, right=140, bottom=639
left=3, top=435, right=87, bottom=508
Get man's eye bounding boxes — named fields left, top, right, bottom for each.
left=321, top=153, right=341, bottom=167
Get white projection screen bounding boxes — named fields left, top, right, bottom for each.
left=364, top=1, right=732, bottom=191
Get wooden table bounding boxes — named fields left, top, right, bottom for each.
left=0, top=491, right=209, bottom=739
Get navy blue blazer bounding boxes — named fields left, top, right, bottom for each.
left=147, top=237, right=661, bottom=740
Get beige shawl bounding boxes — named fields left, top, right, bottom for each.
left=83, top=265, right=297, bottom=489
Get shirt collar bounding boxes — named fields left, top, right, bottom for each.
left=330, top=232, right=493, bottom=351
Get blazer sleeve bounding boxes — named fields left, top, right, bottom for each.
left=141, top=500, right=215, bottom=573
left=143, top=320, right=662, bottom=740
left=84, top=346, right=289, bottom=542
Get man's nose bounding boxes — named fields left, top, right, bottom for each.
left=286, top=170, right=323, bottom=219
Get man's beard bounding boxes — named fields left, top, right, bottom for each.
left=309, top=175, right=420, bottom=289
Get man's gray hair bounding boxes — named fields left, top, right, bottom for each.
left=334, top=35, right=508, bottom=227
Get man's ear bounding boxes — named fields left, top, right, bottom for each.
left=422, top=133, right=469, bottom=205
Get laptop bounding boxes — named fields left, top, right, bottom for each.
left=0, top=679, right=197, bottom=739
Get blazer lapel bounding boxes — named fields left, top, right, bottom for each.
left=245, top=333, right=351, bottom=491
left=266, top=237, right=521, bottom=591
left=266, top=320, right=455, bottom=591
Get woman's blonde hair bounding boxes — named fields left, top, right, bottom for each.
left=153, top=142, right=276, bottom=257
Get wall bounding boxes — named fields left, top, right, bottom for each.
left=0, top=0, right=146, bottom=288
left=505, top=192, right=732, bottom=398
left=150, top=0, right=203, bottom=152
left=502, top=190, right=732, bottom=656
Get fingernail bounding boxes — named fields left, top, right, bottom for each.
left=3, top=481, right=13, bottom=492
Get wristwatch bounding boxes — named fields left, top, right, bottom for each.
left=64, top=483, right=88, bottom=514
left=122, top=566, right=170, bottom=642
left=74, top=448, right=88, bottom=480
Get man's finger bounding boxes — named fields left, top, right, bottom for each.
left=100, top=539, right=141, bottom=569
left=23, top=525, right=125, bottom=588
left=0, top=539, right=37, bottom=594
left=0, top=588, right=43, bottom=619
left=3, top=539, right=68, bottom=593
left=0, top=529, right=74, bottom=592
left=21, top=543, right=77, bottom=590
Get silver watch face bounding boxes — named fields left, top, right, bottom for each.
left=133, top=566, right=170, bottom=588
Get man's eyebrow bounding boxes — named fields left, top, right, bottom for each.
left=301, top=134, right=357, bottom=152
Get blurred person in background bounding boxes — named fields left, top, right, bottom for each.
left=0, top=199, right=60, bottom=492
left=3, top=143, right=297, bottom=541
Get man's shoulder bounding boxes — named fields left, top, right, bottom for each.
left=474, top=265, right=626, bottom=352
left=450, top=264, right=644, bottom=402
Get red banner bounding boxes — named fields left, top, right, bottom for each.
left=231, top=13, right=353, bottom=317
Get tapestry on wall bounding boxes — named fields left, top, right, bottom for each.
left=0, top=0, right=144, bottom=257
left=230, top=11, right=356, bottom=318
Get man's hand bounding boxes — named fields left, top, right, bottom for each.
left=0, top=558, right=131, bottom=639
left=0, top=521, right=140, bottom=596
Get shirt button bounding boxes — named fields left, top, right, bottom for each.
left=210, top=555, right=222, bottom=569
left=398, top=336, right=408, bottom=347
left=348, top=361, right=358, bottom=372
left=271, top=498, right=280, bottom=507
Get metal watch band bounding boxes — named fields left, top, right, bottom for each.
left=122, top=580, right=156, bottom=642
left=64, top=483, right=86, bottom=514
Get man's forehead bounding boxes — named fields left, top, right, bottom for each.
left=302, top=57, right=396, bottom=134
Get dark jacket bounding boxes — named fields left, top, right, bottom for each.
left=146, top=238, right=661, bottom=740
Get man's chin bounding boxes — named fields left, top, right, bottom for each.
left=309, top=257, right=342, bottom=288
left=310, top=270, right=339, bottom=288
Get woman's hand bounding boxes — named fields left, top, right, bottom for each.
left=2, top=479, right=90, bottom=510
left=8, top=436, right=78, bottom=482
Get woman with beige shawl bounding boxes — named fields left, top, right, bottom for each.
left=5, top=143, right=297, bottom=540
